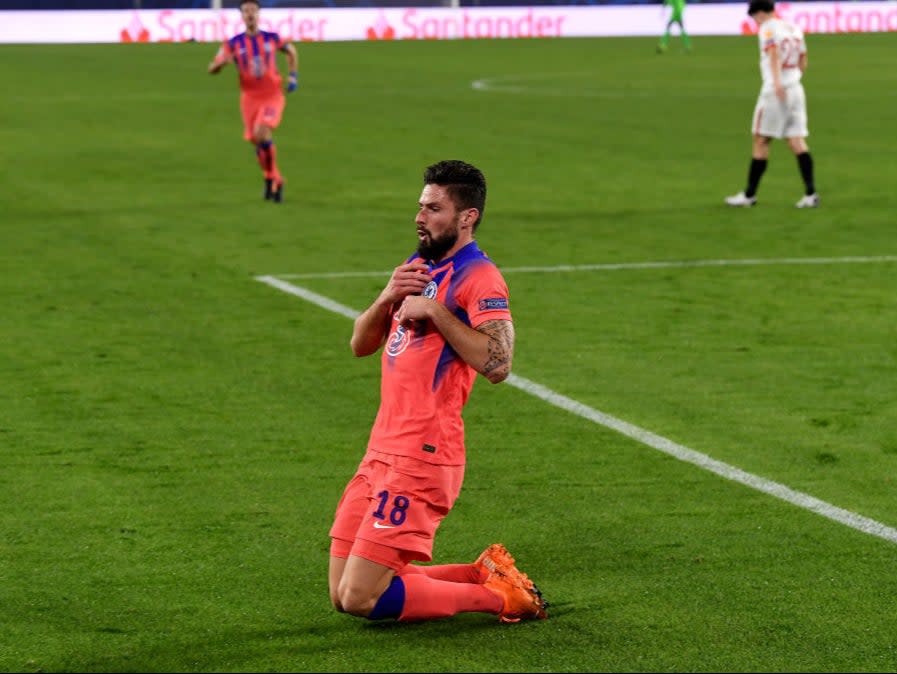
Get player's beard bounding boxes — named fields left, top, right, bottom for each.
left=417, top=218, right=460, bottom=263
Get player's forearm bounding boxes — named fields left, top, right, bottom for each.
left=769, top=49, right=783, bottom=88
left=428, top=306, right=514, bottom=383
left=350, top=299, right=391, bottom=357
left=208, top=48, right=229, bottom=74
left=286, top=44, right=298, bottom=73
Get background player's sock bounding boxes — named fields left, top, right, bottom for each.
left=256, top=140, right=274, bottom=179
left=397, top=573, right=502, bottom=621
left=796, top=152, right=815, bottom=195
left=268, top=142, right=282, bottom=185
left=745, top=158, right=768, bottom=198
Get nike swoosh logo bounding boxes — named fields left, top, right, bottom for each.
left=373, top=521, right=394, bottom=529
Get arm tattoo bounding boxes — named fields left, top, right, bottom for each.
left=477, top=319, right=515, bottom=381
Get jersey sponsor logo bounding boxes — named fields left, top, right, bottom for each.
left=478, top=297, right=509, bottom=310
left=373, top=521, right=395, bottom=529
left=423, top=281, right=438, bottom=299
left=385, top=323, right=411, bottom=357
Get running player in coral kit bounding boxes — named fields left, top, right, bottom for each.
left=208, top=0, right=298, bottom=203
left=328, top=160, right=548, bottom=624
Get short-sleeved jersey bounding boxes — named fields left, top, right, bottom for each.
left=757, top=18, right=806, bottom=92
left=216, top=31, right=287, bottom=96
left=366, top=241, right=512, bottom=467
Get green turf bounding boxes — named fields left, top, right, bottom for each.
left=2, top=32, right=897, bottom=672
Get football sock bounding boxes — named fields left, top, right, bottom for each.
left=255, top=140, right=275, bottom=178
left=796, top=152, right=815, bottom=195
left=368, top=576, right=406, bottom=620
left=745, top=158, right=768, bottom=198
left=397, top=563, right=486, bottom=584
left=397, top=573, right=502, bottom=621
left=268, top=142, right=282, bottom=185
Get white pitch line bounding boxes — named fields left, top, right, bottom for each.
left=256, top=275, right=359, bottom=320
left=469, top=75, right=897, bottom=100
left=507, top=374, right=897, bottom=545
left=254, top=274, right=897, bottom=547
left=274, top=255, right=897, bottom=280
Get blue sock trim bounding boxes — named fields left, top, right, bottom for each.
left=257, top=140, right=272, bottom=150
left=368, top=576, right=405, bottom=620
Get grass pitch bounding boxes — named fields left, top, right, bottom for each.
left=2, top=32, right=897, bottom=672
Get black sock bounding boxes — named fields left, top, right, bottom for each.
left=745, top=158, right=767, bottom=198
left=796, top=152, right=815, bottom=195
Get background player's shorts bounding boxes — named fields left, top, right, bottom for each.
left=240, top=91, right=285, bottom=141
left=329, top=449, right=465, bottom=571
left=752, top=83, right=808, bottom=139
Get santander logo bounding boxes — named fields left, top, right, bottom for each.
left=366, top=11, right=396, bottom=40
left=120, top=11, right=151, bottom=42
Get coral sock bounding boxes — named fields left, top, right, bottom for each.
left=255, top=141, right=281, bottom=182
left=398, top=563, right=486, bottom=584
left=255, top=141, right=272, bottom=179
left=397, top=573, right=501, bottom=621
left=268, top=142, right=281, bottom=183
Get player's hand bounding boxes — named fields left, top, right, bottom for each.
left=208, top=50, right=231, bottom=75
left=395, top=295, right=433, bottom=327
left=287, top=71, right=299, bottom=93
left=381, top=262, right=431, bottom=305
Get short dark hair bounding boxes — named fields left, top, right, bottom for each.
left=239, top=0, right=260, bottom=8
left=423, top=160, right=487, bottom=230
left=748, top=0, right=774, bottom=16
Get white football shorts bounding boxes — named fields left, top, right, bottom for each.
left=751, top=82, right=808, bottom=139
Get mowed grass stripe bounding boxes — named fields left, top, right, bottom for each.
left=255, top=275, right=897, bottom=547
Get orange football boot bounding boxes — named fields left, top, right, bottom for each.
left=484, top=567, right=549, bottom=623
left=474, top=543, right=516, bottom=578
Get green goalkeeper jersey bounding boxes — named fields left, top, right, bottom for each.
left=665, top=0, right=686, bottom=17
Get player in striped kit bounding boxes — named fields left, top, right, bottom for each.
left=208, top=0, right=298, bottom=203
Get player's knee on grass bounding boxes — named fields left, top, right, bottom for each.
left=329, top=588, right=345, bottom=613
left=337, top=582, right=380, bottom=617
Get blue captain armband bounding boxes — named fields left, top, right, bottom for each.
left=287, top=71, right=299, bottom=92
